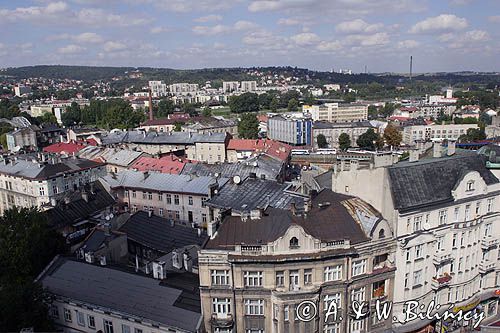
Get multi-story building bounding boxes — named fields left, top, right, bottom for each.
left=240, top=81, right=257, bottom=92
left=402, top=123, right=478, bottom=145
left=148, top=80, right=168, bottom=97
left=37, top=256, right=203, bottom=333
left=0, top=154, right=106, bottom=214
left=267, top=115, right=312, bottom=146
left=304, top=103, right=368, bottom=123
left=199, top=189, right=396, bottom=333
left=312, top=121, right=375, bottom=149
left=29, top=104, right=53, bottom=117
left=333, top=145, right=500, bottom=332
left=182, top=117, right=238, bottom=138
left=169, top=83, right=199, bottom=95
left=223, top=81, right=239, bottom=93
left=99, top=170, right=229, bottom=226
left=14, top=85, right=31, bottom=97
left=6, top=126, right=37, bottom=151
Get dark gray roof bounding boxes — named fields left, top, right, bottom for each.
left=206, top=178, right=304, bottom=213
left=314, top=170, right=333, bottom=190
left=388, top=154, right=499, bottom=212
left=119, top=211, right=208, bottom=254
left=100, top=130, right=227, bottom=145
left=38, top=257, right=201, bottom=332
left=206, top=189, right=370, bottom=249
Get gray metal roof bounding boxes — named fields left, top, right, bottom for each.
left=78, top=146, right=144, bottom=167
left=100, top=130, right=227, bottom=146
left=100, top=170, right=228, bottom=195
left=38, top=257, right=201, bottom=332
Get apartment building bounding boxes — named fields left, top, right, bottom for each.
left=312, top=121, right=375, bottom=149
left=99, top=170, right=229, bottom=226
left=304, top=103, right=368, bottom=123
left=37, top=256, right=203, bottom=333
left=223, top=81, right=239, bottom=93
left=169, top=83, right=199, bottom=95
left=267, top=115, right=312, bottom=146
left=240, top=81, right=257, bottom=92
left=332, top=145, right=500, bottom=332
left=0, top=154, right=106, bottom=214
left=199, top=189, right=396, bottom=333
left=6, top=126, right=37, bottom=151
left=402, top=123, right=478, bottom=145
left=148, top=80, right=168, bottom=97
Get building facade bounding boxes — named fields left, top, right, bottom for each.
left=148, top=80, right=168, bottom=97
left=332, top=148, right=500, bottom=332
left=312, top=121, right=375, bottom=149
left=267, top=116, right=312, bottom=146
left=402, top=124, right=478, bottom=145
left=199, top=189, right=396, bottom=333
left=304, top=103, right=368, bottom=123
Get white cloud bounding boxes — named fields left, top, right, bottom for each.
left=345, top=32, right=390, bottom=46
left=316, top=40, right=342, bottom=51
left=488, top=16, right=500, bottom=23
left=335, top=19, right=383, bottom=34
left=58, top=44, right=85, bottom=54
left=397, top=39, right=420, bottom=49
left=277, top=18, right=301, bottom=25
left=192, top=21, right=258, bottom=36
left=150, top=26, right=173, bottom=34
left=410, top=14, right=468, bottom=34
left=193, top=14, right=222, bottom=23
left=290, top=32, right=320, bottom=46
left=440, top=30, right=490, bottom=49
left=103, top=41, right=127, bottom=52
left=151, top=0, right=236, bottom=13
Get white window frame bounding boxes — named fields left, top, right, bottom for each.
left=352, top=259, right=366, bottom=277
left=324, top=265, right=342, bottom=282
left=211, top=270, right=229, bottom=286
left=244, top=299, right=264, bottom=316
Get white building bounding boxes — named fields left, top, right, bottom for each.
left=169, top=83, right=199, bottom=95
left=240, top=81, right=257, bottom=92
left=223, top=81, right=239, bottom=93
left=148, top=81, right=168, bottom=97
left=304, top=103, right=368, bottom=123
left=14, top=85, right=31, bottom=97
left=324, top=84, right=341, bottom=91
left=402, top=123, right=478, bottom=145
left=333, top=146, right=500, bottom=332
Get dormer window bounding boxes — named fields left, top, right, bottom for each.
left=466, top=180, right=475, bottom=192
left=378, top=229, right=385, bottom=239
left=289, top=237, right=299, bottom=249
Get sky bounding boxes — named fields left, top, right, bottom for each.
left=0, top=0, right=499, bottom=73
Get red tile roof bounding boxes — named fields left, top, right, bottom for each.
left=43, top=140, right=93, bottom=155
left=227, top=139, right=291, bottom=162
left=129, top=155, right=187, bottom=174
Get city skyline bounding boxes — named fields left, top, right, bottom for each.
left=0, top=0, right=499, bottom=72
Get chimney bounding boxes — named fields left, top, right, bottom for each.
left=148, top=210, right=153, bottom=218
left=183, top=251, right=192, bottom=272
left=82, top=190, right=89, bottom=203
left=433, top=142, right=443, bottom=158
left=290, top=202, right=297, bottom=216
left=409, top=150, right=419, bottom=162
left=197, top=228, right=202, bottom=237
left=148, top=88, right=153, bottom=121
left=447, top=141, right=456, bottom=156
left=304, top=198, right=311, bottom=212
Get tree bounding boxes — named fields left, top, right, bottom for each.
left=202, top=107, right=212, bottom=117
left=338, top=133, right=351, bottom=151
left=37, top=112, right=58, bottom=125
left=368, top=105, right=378, bottom=118
left=459, top=128, right=486, bottom=142
left=0, top=133, right=7, bottom=150
left=174, top=122, right=183, bottom=131
left=287, top=98, right=299, bottom=112
left=316, top=134, right=328, bottom=148
left=238, top=113, right=259, bottom=139
left=383, top=124, right=402, bottom=147
left=356, top=128, right=382, bottom=150
left=156, top=99, right=175, bottom=118
left=270, top=97, right=279, bottom=112
left=228, top=93, right=260, bottom=113
left=380, top=102, right=398, bottom=118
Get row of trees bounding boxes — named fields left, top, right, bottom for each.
left=228, top=90, right=301, bottom=113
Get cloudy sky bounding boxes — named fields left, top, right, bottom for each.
left=0, top=0, right=499, bottom=72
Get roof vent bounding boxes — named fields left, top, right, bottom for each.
left=318, top=202, right=331, bottom=209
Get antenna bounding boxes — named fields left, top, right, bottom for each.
left=409, top=55, right=413, bottom=81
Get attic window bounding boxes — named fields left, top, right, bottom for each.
left=466, top=180, right=475, bottom=192
left=289, top=237, right=299, bottom=249
left=379, top=229, right=385, bottom=239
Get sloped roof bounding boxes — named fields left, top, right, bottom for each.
left=388, top=153, right=499, bottom=211
left=130, top=155, right=186, bottom=174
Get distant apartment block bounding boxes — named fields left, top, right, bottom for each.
left=222, top=81, right=257, bottom=93
left=148, top=80, right=168, bottom=97
left=267, top=115, right=312, bottom=146
left=240, top=80, right=257, bottom=92
left=14, top=85, right=31, bottom=97
left=222, top=81, right=239, bottom=93
left=304, top=103, right=368, bottom=123
left=169, top=83, right=199, bottom=95
left=402, top=123, right=478, bottom=145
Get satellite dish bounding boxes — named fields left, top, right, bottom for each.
left=214, top=172, right=220, bottom=178
left=109, top=213, right=114, bottom=219
left=233, top=175, right=241, bottom=184
left=105, top=215, right=110, bottom=221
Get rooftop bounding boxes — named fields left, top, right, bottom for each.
left=313, top=120, right=374, bottom=129
left=100, top=130, right=227, bottom=146
left=130, top=155, right=187, bottom=174
left=38, top=257, right=202, bottom=332
left=119, top=211, right=208, bottom=254
left=227, top=139, right=291, bottom=161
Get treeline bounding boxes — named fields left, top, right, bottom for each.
left=62, top=99, right=145, bottom=129
left=228, top=90, right=301, bottom=113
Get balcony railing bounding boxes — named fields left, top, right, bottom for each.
left=240, top=245, right=262, bottom=255
left=481, top=237, right=499, bottom=250
left=431, top=274, right=452, bottom=290
left=210, top=313, right=234, bottom=328
left=479, top=260, right=496, bottom=274
left=433, top=251, right=452, bottom=265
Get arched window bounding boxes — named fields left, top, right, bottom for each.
left=289, top=237, right=299, bottom=248
left=466, top=180, right=475, bottom=192
left=379, top=229, right=385, bottom=239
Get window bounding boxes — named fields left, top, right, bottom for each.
left=174, top=194, right=180, bottom=205
left=211, top=270, right=229, bottom=285
left=324, top=293, right=342, bottom=310
left=404, top=273, right=409, bottom=288
left=378, top=228, right=385, bottom=239
left=188, top=196, right=193, bottom=205
left=148, top=192, right=153, bottom=200
left=175, top=211, right=180, bottom=220
left=465, top=205, right=471, bottom=221
left=159, top=208, right=163, bottom=216
left=284, top=305, right=289, bottom=321
left=413, top=216, right=422, bottom=231
left=485, top=223, right=492, bottom=237
left=88, top=315, right=95, bottom=329
left=104, top=319, right=114, bottom=333
left=415, top=244, right=424, bottom=259
left=131, top=190, right=136, bottom=198
left=122, top=325, right=131, bottom=333
left=413, top=269, right=423, bottom=286
left=351, top=319, right=364, bottom=332
left=437, top=237, right=443, bottom=251
left=487, top=198, right=494, bottom=213
left=466, top=180, right=475, bottom=191
left=405, top=248, right=411, bottom=261
left=245, top=299, right=264, bottom=315
left=76, top=311, right=85, bottom=326
left=64, top=308, right=72, bottom=322
left=212, top=298, right=231, bottom=315
left=289, top=270, right=299, bottom=288
left=454, top=207, right=460, bottom=222
left=438, top=210, right=447, bottom=225
left=202, top=213, right=207, bottom=224
left=275, top=271, right=284, bottom=287
left=134, top=329, right=143, bottom=333
left=352, top=259, right=366, bottom=277
left=452, top=233, right=457, bottom=247
left=142, top=192, right=147, bottom=199
left=289, top=237, right=299, bottom=248
left=476, top=201, right=481, bottom=215
left=50, top=305, right=59, bottom=318
left=304, top=269, right=313, bottom=285
left=324, top=265, right=342, bottom=281
left=158, top=193, right=163, bottom=201
left=166, top=194, right=171, bottom=204
left=351, top=287, right=365, bottom=303
left=244, top=271, right=263, bottom=287
left=39, top=187, right=45, bottom=196
left=273, top=304, right=279, bottom=320
left=324, top=323, right=340, bottom=333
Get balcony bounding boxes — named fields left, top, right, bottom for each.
left=479, top=260, right=496, bottom=274
left=433, top=251, right=452, bottom=265
left=481, top=237, right=499, bottom=250
left=431, top=274, right=452, bottom=290
left=240, top=245, right=262, bottom=255
left=210, top=313, right=234, bottom=328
